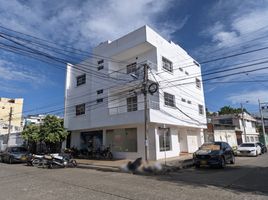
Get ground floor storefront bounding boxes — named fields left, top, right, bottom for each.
left=65, top=124, right=204, bottom=161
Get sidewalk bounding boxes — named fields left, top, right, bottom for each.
left=75, top=153, right=194, bottom=173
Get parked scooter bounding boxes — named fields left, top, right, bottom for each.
left=26, top=153, right=45, bottom=167
left=49, top=153, right=77, bottom=168
left=29, top=153, right=77, bottom=168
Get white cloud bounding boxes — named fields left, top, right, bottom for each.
left=227, top=90, right=268, bottom=105
left=0, top=59, right=46, bottom=84
left=0, top=0, right=182, bottom=49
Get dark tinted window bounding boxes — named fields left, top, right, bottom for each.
left=240, top=143, right=255, bottom=147
left=10, top=147, right=27, bottom=153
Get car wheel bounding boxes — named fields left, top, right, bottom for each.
left=230, top=155, right=235, bottom=164
left=255, top=151, right=258, bottom=157
left=195, top=164, right=200, bottom=168
left=219, top=157, right=225, bottom=168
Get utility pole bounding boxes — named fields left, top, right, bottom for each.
left=240, top=103, right=247, bottom=143
left=143, top=63, right=149, bottom=161
left=6, top=107, right=13, bottom=146
left=258, top=99, right=267, bottom=147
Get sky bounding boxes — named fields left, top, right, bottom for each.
left=1, top=0, right=268, bottom=117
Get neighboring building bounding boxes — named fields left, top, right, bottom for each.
left=204, top=122, right=239, bottom=148
left=211, top=113, right=259, bottom=144
left=254, top=116, right=268, bottom=145
left=24, top=114, right=46, bottom=126
left=0, top=97, right=23, bottom=134
left=0, top=97, right=24, bottom=150
left=64, top=25, right=206, bottom=160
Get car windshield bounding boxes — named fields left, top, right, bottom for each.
left=10, top=147, right=27, bottom=153
left=240, top=143, right=255, bottom=147
left=200, top=144, right=221, bottom=150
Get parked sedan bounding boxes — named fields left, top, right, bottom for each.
left=236, top=143, right=261, bottom=156
left=256, top=142, right=267, bottom=154
left=193, top=142, right=235, bottom=168
left=0, top=146, right=28, bottom=164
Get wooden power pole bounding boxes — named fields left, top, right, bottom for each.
left=6, top=107, right=13, bottom=146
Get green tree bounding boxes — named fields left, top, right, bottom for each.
left=21, top=124, right=41, bottom=143
left=40, top=115, right=68, bottom=143
left=22, top=115, right=68, bottom=153
left=218, top=106, right=248, bottom=115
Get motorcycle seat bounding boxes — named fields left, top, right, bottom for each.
left=44, top=155, right=53, bottom=160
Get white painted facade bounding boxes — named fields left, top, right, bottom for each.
left=212, top=113, right=259, bottom=144
left=64, top=25, right=207, bottom=160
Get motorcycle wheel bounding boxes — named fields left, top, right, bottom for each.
left=107, top=152, right=113, bottom=160
left=32, top=159, right=41, bottom=167
left=69, top=160, right=77, bottom=168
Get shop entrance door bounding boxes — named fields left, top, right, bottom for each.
left=81, top=131, right=103, bottom=151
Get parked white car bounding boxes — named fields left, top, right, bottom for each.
left=236, top=143, right=261, bottom=157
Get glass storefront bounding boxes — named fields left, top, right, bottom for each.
left=81, top=131, right=103, bottom=151
left=106, top=128, right=137, bottom=152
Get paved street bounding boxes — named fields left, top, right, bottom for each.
left=1, top=154, right=268, bottom=200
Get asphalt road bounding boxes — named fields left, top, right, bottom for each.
left=0, top=154, right=268, bottom=200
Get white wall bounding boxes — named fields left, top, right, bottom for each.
left=155, top=126, right=181, bottom=160
left=214, top=130, right=238, bottom=147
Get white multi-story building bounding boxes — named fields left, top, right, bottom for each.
left=24, top=114, right=46, bottom=126
left=211, top=113, right=259, bottom=144
left=64, top=25, right=207, bottom=160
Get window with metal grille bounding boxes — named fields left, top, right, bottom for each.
left=97, top=60, right=104, bottom=65
left=96, top=98, right=103, bottom=103
left=126, top=62, right=137, bottom=74
left=198, top=104, right=204, bottom=115
left=97, top=65, right=104, bottom=70
left=196, top=78, right=201, bottom=88
left=164, top=92, right=175, bottom=107
left=76, top=74, right=86, bottom=86
left=97, top=89, right=103, bottom=94
left=162, top=57, right=173, bottom=72
left=127, top=96, right=138, bottom=112
left=76, top=104, right=85, bottom=116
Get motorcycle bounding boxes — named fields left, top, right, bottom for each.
left=29, top=153, right=77, bottom=168
left=49, top=153, right=77, bottom=168
left=26, top=153, right=45, bottom=167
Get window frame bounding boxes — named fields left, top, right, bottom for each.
left=126, top=62, right=137, bottom=74
left=75, top=103, right=85, bottom=116
left=162, top=57, right=173, bottom=72
left=97, top=65, right=104, bottom=71
left=196, top=78, right=201, bottom=89
left=96, top=98, right=103, bottom=103
left=159, top=128, right=171, bottom=152
left=97, top=89, right=103, bottom=95
left=198, top=104, right=204, bottom=115
left=76, top=74, right=86, bottom=86
left=127, top=96, right=138, bottom=112
left=164, top=92, right=175, bottom=107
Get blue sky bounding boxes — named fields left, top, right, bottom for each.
left=1, top=0, right=268, bottom=117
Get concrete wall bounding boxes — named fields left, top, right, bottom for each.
left=214, top=130, right=238, bottom=147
